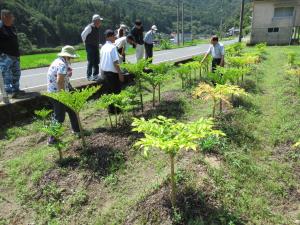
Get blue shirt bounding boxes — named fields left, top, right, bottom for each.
left=144, top=30, right=155, bottom=45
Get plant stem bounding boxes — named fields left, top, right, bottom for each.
left=153, top=86, right=155, bottom=107
left=76, top=112, right=86, bottom=150
left=170, top=154, right=176, bottom=208
left=108, top=112, right=113, bottom=128
left=220, top=99, right=223, bottom=113
left=139, top=80, right=144, bottom=112
left=158, top=84, right=161, bottom=103
left=57, top=145, right=63, bottom=161
left=213, top=99, right=216, bottom=118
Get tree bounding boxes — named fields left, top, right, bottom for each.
left=193, top=83, right=248, bottom=118
left=132, top=116, right=224, bottom=208
left=43, top=86, right=100, bottom=150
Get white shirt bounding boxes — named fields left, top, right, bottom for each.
left=114, top=37, right=127, bottom=49
left=100, top=41, right=120, bottom=73
left=81, top=24, right=92, bottom=43
left=207, top=43, right=225, bottom=59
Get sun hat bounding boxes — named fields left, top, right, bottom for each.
left=58, top=45, right=78, bottom=58
left=120, top=24, right=127, bottom=29
left=92, top=14, right=104, bottom=21
left=151, top=25, right=158, bottom=31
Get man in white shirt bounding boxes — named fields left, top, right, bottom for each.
left=100, top=29, right=124, bottom=93
left=144, top=25, right=158, bottom=63
left=201, top=35, right=225, bottom=72
left=114, top=34, right=135, bottom=63
left=81, top=14, right=103, bottom=81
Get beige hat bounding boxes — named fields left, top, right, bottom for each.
left=58, top=45, right=78, bottom=58
left=151, top=25, right=158, bottom=31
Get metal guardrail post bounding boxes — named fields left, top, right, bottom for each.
left=0, top=70, right=9, bottom=104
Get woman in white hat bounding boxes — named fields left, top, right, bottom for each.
left=46, top=45, right=80, bottom=144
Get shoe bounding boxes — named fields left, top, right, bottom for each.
left=9, top=90, right=27, bottom=99
left=87, top=76, right=93, bottom=81
left=47, top=136, right=57, bottom=145
left=91, top=75, right=99, bottom=81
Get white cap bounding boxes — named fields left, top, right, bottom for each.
left=151, top=25, right=158, bottom=31
left=92, top=14, right=103, bottom=21
left=120, top=24, right=127, bottom=29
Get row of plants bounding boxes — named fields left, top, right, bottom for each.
left=33, top=42, right=268, bottom=211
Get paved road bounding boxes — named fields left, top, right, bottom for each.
left=20, top=39, right=237, bottom=92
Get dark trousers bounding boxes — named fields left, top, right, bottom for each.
left=144, top=43, right=153, bottom=62
left=86, top=45, right=100, bottom=78
left=103, top=71, right=122, bottom=113
left=51, top=99, right=80, bottom=133
left=212, top=58, right=222, bottom=72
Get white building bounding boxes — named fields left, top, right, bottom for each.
left=250, top=0, right=300, bottom=45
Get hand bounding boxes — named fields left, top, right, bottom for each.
left=119, top=73, right=124, bottom=82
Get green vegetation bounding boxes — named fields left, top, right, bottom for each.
left=0, top=44, right=299, bottom=225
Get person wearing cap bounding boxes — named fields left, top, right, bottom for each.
left=201, top=35, right=225, bottom=72
left=131, top=20, right=144, bottom=61
left=81, top=14, right=103, bottom=81
left=0, top=9, right=25, bottom=99
left=100, top=30, right=124, bottom=113
left=46, top=45, right=80, bottom=144
left=114, top=34, right=136, bottom=64
left=116, top=24, right=128, bottom=39
left=144, top=25, right=158, bottom=63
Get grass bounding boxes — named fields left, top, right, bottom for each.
left=1, top=45, right=299, bottom=224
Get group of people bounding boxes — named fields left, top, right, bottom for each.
left=0, top=9, right=225, bottom=144
left=80, top=16, right=158, bottom=81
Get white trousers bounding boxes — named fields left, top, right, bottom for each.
left=136, top=44, right=144, bottom=61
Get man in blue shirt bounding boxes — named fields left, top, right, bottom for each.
left=144, top=25, right=158, bottom=63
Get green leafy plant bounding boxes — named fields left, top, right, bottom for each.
left=96, top=87, right=139, bottom=128
left=40, top=122, right=65, bottom=160
left=193, top=83, right=248, bottom=118
left=175, top=64, right=192, bottom=89
left=132, top=116, right=224, bottom=207
left=288, top=52, right=296, bottom=67
left=160, top=39, right=172, bottom=50
left=34, top=108, right=53, bottom=126
left=147, top=62, right=174, bottom=106
left=121, top=59, right=151, bottom=112
left=211, top=66, right=251, bottom=85
left=43, top=86, right=100, bottom=149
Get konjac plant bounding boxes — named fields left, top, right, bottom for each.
left=193, top=83, right=248, bottom=118
left=43, top=86, right=100, bottom=150
left=132, top=115, right=224, bottom=208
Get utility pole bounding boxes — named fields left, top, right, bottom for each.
left=239, top=0, right=245, bottom=42
left=219, top=0, right=224, bottom=39
left=177, top=0, right=180, bottom=45
left=182, top=1, right=184, bottom=45
left=191, top=12, right=193, bottom=41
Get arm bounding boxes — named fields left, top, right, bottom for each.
left=81, top=25, right=92, bottom=43
left=114, top=61, right=124, bottom=82
left=201, top=46, right=211, bottom=63
left=57, top=74, right=65, bottom=91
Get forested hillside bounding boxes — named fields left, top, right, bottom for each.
left=0, top=0, right=251, bottom=52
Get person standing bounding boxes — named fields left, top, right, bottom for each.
left=201, top=35, right=225, bottom=72
left=47, top=46, right=80, bottom=144
left=81, top=14, right=103, bottom=81
left=131, top=20, right=144, bottom=61
left=116, top=24, right=127, bottom=39
left=144, top=25, right=158, bottom=63
left=100, top=30, right=124, bottom=113
left=0, top=9, right=25, bottom=99
left=114, top=34, right=135, bottom=64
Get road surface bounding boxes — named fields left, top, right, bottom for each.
left=20, top=39, right=237, bottom=92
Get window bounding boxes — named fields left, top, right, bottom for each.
left=268, top=27, right=280, bottom=33
left=274, top=7, right=294, bottom=17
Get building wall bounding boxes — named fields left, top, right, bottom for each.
left=250, top=0, right=300, bottom=45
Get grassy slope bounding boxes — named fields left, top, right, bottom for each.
left=0, top=45, right=299, bottom=225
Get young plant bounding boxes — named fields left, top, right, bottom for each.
left=43, top=86, right=100, bottom=149
left=193, top=83, right=248, bottom=118
left=175, top=64, right=191, bottom=89
left=286, top=68, right=300, bottom=85
left=39, top=121, right=65, bottom=160
left=288, top=52, right=296, bottom=67
left=34, top=108, right=53, bottom=126
left=147, top=62, right=174, bottom=106
left=121, top=59, right=151, bottom=112
left=96, top=87, right=139, bottom=127
left=212, top=66, right=251, bottom=85
left=132, top=115, right=224, bottom=207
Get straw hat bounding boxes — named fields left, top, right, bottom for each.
left=58, top=45, right=78, bottom=58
